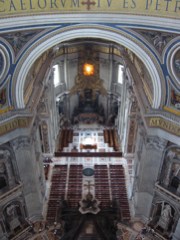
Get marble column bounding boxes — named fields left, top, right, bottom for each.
left=11, top=136, right=44, bottom=221
left=134, top=136, right=167, bottom=220
left=172, top=218, right=180, bottom=240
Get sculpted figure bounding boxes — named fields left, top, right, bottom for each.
left=6, top=204, right=21, bottom=232
left=156, top=204, right=173, bottom=231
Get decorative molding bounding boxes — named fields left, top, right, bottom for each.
left=0, top=117, right=32, bottom=136
left=155, top=183, right=180, bottom=203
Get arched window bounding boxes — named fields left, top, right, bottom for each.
left=118, top=64, right=124, bottom=84
left=53, top=64, right=60, bottom=87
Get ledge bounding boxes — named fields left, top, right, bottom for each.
left=0, top=183, right=23, bottom=202
left=54, top=151, right=122, bottom=157
left=155, top=182, right=180, bottom=202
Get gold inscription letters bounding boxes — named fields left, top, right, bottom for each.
left=0, top=0, right=179, bottom=18
left=148, top=117, right=180, bottom=136
left=0, top=118, right=30, bottom=136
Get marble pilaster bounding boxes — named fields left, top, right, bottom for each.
left=11, top=136, right=44, bottom=221
left=172, top=218, right=180, bottom=240
left=134, top=136, right=167, bottom=219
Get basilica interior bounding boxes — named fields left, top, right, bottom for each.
left=0, top=4, right=180, bottom=240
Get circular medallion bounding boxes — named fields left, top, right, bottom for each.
left=83, top=168, right=94, bottom=176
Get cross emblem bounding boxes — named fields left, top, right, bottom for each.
left=84, top=180, right=94, bottom=192
left=81, top=0, right=96, bottom=10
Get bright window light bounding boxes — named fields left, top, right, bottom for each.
left=53, top=64, right=60, bottom=87
left=118, top=65, right=124, bottom=84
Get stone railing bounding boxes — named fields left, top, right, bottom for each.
left=155, top=182, right=180, bottom=202
left=11, top=226, right=33, bottom=240
left=0, top=183, right=23, bottom=202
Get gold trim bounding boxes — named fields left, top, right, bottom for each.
left=163, top=106, right=180, bottom=116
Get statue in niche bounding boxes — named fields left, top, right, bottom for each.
left=155, top=203, right=173, bottom=232
left=5, top=204, right=22, bottom=233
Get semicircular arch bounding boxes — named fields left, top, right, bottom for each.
left=14, top=25, right=163, bottom=109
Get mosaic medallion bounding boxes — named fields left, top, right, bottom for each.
left=83, top=168, right=94, bottom=176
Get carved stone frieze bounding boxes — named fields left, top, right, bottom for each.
left=135, top=30, right=176, bottom=54
left=11, top=137, right=31, bottom=150
left=145, top=136, right=167, bottom=151
left=37, top=101, right=47, bottom=114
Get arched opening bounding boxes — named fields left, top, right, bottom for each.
left=14, top=26, right=162, bottom=109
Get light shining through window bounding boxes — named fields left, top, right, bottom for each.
left=53, top=64, right=60, bottom=86
left=118, top=65, right=124, bottom=84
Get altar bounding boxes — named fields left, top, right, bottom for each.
left=78, top=113, right=99, bottom=124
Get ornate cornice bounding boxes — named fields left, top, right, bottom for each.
left=145, top=110, right=180, bottom=137
left=0, top=111, right=33, bottom=137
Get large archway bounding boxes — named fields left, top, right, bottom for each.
left=13, top=25, right=163, bottom=109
